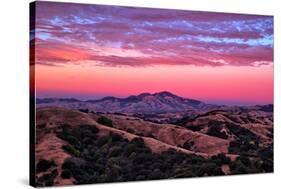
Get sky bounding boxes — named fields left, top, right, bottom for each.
left=32, top=1, right=273, bottom=105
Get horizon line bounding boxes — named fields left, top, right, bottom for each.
left=35, top=90, right=273, bottom=106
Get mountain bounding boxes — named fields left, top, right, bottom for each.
left=36, top=92, right=273, bottom=124
left=37, top=98, right=80, bottom=104
left=36, top=91, right=214, bottom=114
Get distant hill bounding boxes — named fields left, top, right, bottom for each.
left=36, top=91, right=223, bottom=114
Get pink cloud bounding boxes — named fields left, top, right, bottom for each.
left=33, top=1, right=273, bottom=68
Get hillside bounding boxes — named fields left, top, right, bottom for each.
left=34, top=107, right=273, bottom=186
left=91, top=113, right=230, bottom=156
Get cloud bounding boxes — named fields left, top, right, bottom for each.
left=34, top=1, right=273, bottom=67
left=35, top=40, right=93, bottom=65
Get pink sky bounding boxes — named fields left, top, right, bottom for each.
left=32, top=2, right=273, bottom=105
left=35, top=63, right=273, bottom=105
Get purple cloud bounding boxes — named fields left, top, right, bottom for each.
left=34, top=1, right=273, bottom=67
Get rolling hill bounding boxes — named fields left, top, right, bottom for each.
left=34, top=105, right=273, bottom=186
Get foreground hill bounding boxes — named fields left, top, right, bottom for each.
left=90, top=113, right=230, bottom=156
left=176, top=109, right=273, bottom=143
left=176, top=109, right=273, bottom=159
left=34, top=107, right=273, bottom=186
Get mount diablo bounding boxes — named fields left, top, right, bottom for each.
left=37, top=91, right=217, bottom=113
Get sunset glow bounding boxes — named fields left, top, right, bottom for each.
left=33, top=2, right=273, bottom=105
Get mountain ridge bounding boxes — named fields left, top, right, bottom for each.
left=36, top=91, right=207, bottom=114
left=36, top=91, right=273, bottom=115
left=37, top=91, right=201, bottom=103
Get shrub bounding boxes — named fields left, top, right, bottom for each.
left=111, top=133, right=122, bottom=142
left=186, top=125, right=203, bottom=132
left=97, top=116, right=113, bottom=127
left=262, top=159, right=273, bottom=172
left=238, top=155, right=251, bottom=166
left=60, top=124, right=72, bottom=132
left=135, top=175, right=146, bottom=180
left=61, top=170, right=72, bottom=179
left=82, top=137, right=94, bottom=145
left=124, top=144, right=136, bottom=156
left=79, top=109, right=89, bottom=113
left=36, top=159, right=56, bottom=173
left=36, top=169, right=58, bottom=187
left=126, top=128, right=134, bottom=133
left=109, top=146, right=123, bottom=157
left=96, top=136, right=109, bottom=147
left=62, top=145, right=80, bottom=157
left=130, top=137, right=145, bottom=148
left=62, top=160, right=75, bottom=170
left=207, top=125, right=228, bottom=139
left=230, top=160, right=248, bottom=174
left=149, top=169, right=165, bottom=179
left=66, top=135, right=80, bottom=146
left=259, top=145, right=273, bottom=159
left=182, top=141, right=194, bottom=150
left=211, top=153, right=231, bottom=165
left=79, top=125, right=99, bottom=134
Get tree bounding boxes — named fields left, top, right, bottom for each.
left=207, top=125, right=228, bottom=139
left=61, top=170, right=72, bottom=179
left=97, top=116, right=113, bottom=127
left=36, top=159, right=56, bottom=173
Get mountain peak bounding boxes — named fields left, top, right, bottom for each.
left=153, top=91, right=177, bottom=97
left=37, top=91, right=205, bottom=113
left=137, top=92, right=152, bottom=98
